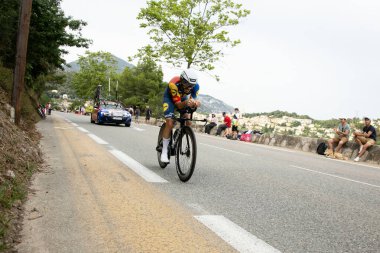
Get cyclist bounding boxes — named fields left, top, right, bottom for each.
left=160, top=69, right=201, bottom=163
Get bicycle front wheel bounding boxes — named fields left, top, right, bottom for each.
left=175, top=126, right=197, bottom=182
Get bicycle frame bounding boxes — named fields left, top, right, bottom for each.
left=169, top=109, right=206, bottom=156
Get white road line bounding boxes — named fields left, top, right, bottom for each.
left=291, top=165, right=380, bottom=189
left=132, top=126, right=145, bottom=132
left=77, top=127, right=89, bottom=133
left=87, top=134, right=109, bottom=145
left=199, top=143, right=251, bottom=156
left=109, top=149, right=168, bottom=183
left=65, top=119, right=72, bottom=123
left=195, top=215, right=281, bottom=253
left=71, top=123, right=79, bottom=127
left=320, top=156, right=380, bottom=170
left=54, top=127, right=73, bottom=130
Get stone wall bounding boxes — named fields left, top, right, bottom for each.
left=149, top=118, right=380, bottom=165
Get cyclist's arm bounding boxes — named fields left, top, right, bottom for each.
left=189, top=84, right=201, bottom=108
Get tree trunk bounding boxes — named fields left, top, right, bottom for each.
left=12, top=0, right=33, bottom=125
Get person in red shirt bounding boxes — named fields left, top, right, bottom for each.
left=216, top=112, right=231, bottom=136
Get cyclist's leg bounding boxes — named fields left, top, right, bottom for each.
left=161, top=97, right=175, bottom=162
left=179, top=96, right=192, bottom=126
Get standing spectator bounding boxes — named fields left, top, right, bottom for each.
left=205, top=114, right=218, bottom=134
left=145, top=106, right=152, bottom=123
left=232, top=108, right=240, bottom=140
left=46, top=102, right=52, bottom=115
left=327, top=117, right=350, bottom=155
left=216, top=112, right=231, bottom=136
left=129, top=106, right=134, bottom=115
left=135, top=107, right=140, bottom=124
left=353, top=117, right=377, bottom=162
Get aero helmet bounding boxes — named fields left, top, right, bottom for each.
left=180, top=69, right=198, bottom=87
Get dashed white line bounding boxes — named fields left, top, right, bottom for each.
left=109, top=149, right=167, bottom=183
left=195, top=215, right=281, bottom=253
left=132, top=126, right=145, bottom=132
left=77, top=127, right=89, bottom=133
left=291, top=165, right=380, bottom=189
left=199, top=143, right=251, bottom=156
left=71, top=123, right=79, bottom=127
left=87, top=134, right=109, bottom=145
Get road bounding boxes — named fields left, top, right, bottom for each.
left=19, top=112, right=380, bottom=253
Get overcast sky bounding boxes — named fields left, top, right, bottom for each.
left=60, top=0, right=380, bottom=119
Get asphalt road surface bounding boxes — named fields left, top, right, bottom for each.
left=20, top=112, right=380, bottom=253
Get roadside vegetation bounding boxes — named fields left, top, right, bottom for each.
left=0, top=0, right=89, bottom=250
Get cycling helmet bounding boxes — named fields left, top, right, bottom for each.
left=180, top=69, right=198, bottom=88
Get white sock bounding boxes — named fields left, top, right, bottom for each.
left=162, top=138, right=170, bottom=153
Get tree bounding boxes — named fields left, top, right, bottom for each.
left=72, top=51, right=118, bottom=99
left=119, top=55, right=165, bottom=116
left=134, top=0, right=250, bottom=77
left=291, top=121, right=301, bottom=127
left=0, top=0, right=90, bottom=80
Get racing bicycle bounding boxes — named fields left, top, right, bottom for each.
left=156, top=107, right=206, bottom=182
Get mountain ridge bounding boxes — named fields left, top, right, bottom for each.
left=64, top=54, right=134, bottom=73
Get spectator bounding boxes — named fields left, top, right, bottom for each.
left=205, top=114, right=218, bottom=134
left=46, top=102, right=52, bottom=115
left=327, top=117, right=350, bottom=155
left=145, top=106, right=152, bottom=123
left=216, top=112, right=231, bottom=136
left=353, top=117, right=377, bottom=162
left=232, top=108, right=240, bottom=140
left=135, top=107, right=140, bottom=123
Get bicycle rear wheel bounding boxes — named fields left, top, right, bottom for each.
left=157, top=123, right=168, bottom=168
left=175, top=126, right=197, bottom=182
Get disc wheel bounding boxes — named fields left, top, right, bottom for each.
left=175, top=126, right=196, bottom=182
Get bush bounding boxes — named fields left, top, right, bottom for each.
left=0, top=66, right=12, bottom=94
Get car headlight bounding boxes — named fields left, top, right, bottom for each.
left=123, top=112, right=130, bottom=117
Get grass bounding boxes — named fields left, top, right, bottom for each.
left=0, top=162, right=37, bottom=252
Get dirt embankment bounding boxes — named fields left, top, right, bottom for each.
left=0, top=87, right=43, bottom=252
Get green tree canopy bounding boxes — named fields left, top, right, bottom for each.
left=0, top=0, right=90, bottom=82
left=72, top=51, right=118, bottom=99
left=119, top=56, right=165, bottom=117
left=134, top=0, right=250, bottom=77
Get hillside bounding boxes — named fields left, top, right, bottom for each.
left=64, top=54, right=134, bottom=73
left=244, top=110, right=313, bottom=120
left=0, top=87, right=42, bottom=251
left=197, top=94, right=235, bottom=114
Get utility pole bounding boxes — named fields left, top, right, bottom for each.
left=12, top=0, right=33, bottom=125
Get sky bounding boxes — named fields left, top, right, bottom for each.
left=60, top=0, right=380, bottom=120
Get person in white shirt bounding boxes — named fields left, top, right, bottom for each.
left=205, top=114, right=218, bottom=134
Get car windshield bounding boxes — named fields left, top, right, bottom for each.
left=101, top=102, right=125, bottom=110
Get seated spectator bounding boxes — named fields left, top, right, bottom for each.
left=216, top=112, right=231, bottom=136
left=353, top=117, right=377, bottom=162
left=205, top=114, right=218, bottom=134
left=327, top=117, right=350, bottom=155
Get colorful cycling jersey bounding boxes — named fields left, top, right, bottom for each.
left=164, top=76, right=200, bottom=104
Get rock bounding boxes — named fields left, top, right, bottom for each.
left=5, top=170, right=16, bottom=179
left=302, top=143, right=310, bottom=152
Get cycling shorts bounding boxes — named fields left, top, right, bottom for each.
left=163, top=94, right=189, bottom=118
